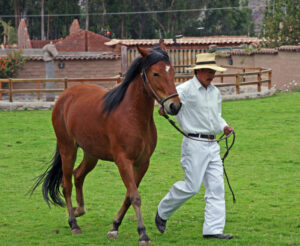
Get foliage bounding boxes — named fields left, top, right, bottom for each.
left=0, top=92, right=300, bottom=245
left=0, top=49, right=26, bottom=78
left=0, top=0, right=255, bottom=40
left=199, top=0, right=254, bottom=37
left=261, top=0, right=300, bottom=47
left=0, top=19, right=17, bottom=45
left=86, top=0, right=254, bottom=38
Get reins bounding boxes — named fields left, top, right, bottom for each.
left=162, top=113, right=236, bottom=203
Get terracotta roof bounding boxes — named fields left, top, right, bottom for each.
left=278, top=45, right=300, bottom=52
left=0, top=52, right=120, bottom=61
left=230, top=48, right=278, bottom=55
left=105, top=36, right=260, bottom=47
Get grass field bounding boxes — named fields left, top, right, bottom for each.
left=0, top=91, right=300, bottom=246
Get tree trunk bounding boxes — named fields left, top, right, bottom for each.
left=41, top=0, right=45, bottom=40
left=85, top=0, right=89, bottom=30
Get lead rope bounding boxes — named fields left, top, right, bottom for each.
left=162, top=113, right=236, bottom=203
left=222, top=132, right=236, bottom=203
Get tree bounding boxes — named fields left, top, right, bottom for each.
left=261, top=0, right=300, bottom=47
left=0, top=19, right=18, bottom=45
left=199, top=0, right=254, bottom=36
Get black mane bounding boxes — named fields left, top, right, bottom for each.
left=101, top=47, right=170, bottom=114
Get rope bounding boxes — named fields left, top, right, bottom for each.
left=162, top=113, right=236, bottom=203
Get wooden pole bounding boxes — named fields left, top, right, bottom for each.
left=235, top=73, right=240, bottom=94
left=64, top=78, right=68, bottom=90
left=0, top=80, right=2, bottom=100
left=9, top=78, right=12, bottom=102
left=257, top=69, right=262, bottom=92
left=37, top=80, right=40, bottom=100
left=41, top=0, right=45, bottom=40
left=268, top=70, right=272, bottom=89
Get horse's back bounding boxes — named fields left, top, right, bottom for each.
left=52, top=84, right=110, bottom=151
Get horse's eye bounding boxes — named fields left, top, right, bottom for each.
left=153, top=73, right=159, bottom=77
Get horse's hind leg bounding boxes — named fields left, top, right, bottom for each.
left=107, top=191, right=131, bottom=239
left=73, top=151, right=98, bottom=217
left=58, top=142, right=81, bottom=234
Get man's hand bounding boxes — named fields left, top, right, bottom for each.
left=224, top=125, right=234, bottom=136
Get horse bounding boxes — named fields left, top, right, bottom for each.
left=31, top=43, right=181, bottom=246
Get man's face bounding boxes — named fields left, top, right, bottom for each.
left=195, top=69, right=216, bottom=88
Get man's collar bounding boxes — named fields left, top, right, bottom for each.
left=192, top=75, right=213, bottom=90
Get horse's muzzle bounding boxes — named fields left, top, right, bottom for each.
left=169, top=102, right=182, bottom=115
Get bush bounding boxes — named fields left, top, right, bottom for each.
left=0, top=49, right=26, bottom=78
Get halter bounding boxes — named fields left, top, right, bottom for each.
left=142, top=69, right=179, bottom=109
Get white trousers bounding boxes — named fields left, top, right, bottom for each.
left=157, top=137, right=225, bottom=235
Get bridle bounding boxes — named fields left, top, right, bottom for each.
left=142, top=69, right=178, bottom=109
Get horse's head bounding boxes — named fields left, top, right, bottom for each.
left=137, top=43, right=181, bottom=115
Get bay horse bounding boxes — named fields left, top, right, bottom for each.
left=31, top=43, right=181, bottom=246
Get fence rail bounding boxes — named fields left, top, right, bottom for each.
left=0, top=77, right=122, bottom=102
left=175, top=66, right=272, bottom=94
left=0, top=65, right=271, bottom=102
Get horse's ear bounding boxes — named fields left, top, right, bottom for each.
left=137, top=45, right=150, bottom=57
left=159, top=39, right=167, bottom=51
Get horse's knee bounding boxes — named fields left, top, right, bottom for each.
left=130, top=196, right=141, bottom=207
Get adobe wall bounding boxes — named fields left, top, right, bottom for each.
left=13, top=50, right=300, bottom=92
left=18, top=59, right=120, bottom=79
left=14, top=59, right=121, bottom=90
left=217, top=51, right=300, bottom=91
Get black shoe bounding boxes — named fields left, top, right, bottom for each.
left=155, top=211, right=167, bottom=233
left=203, top=234, right=233, bottom=239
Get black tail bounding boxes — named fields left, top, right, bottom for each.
left=30, top=145, right=65, bottom=207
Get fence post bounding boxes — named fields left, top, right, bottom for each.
left=235, top=73, right=240, bottom=94
left=0, top=80, right=2, bottom=100
left=268, top=70, right=272, bottom=89
left=64, top=78, right=68, bottom=90
left=242, top=68, right=246, bottom=82
left=257, top=69, right=262, bottom=92
left=37, top=80, right=41, bottom=100
left=9, top=78, right=13, bottom=102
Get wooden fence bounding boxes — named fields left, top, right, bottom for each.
left=127, top=48, right=272, bottom=94
left=0, top=77, right=122, bottom=102
left=0, top=66, right=271, bottom=102
left=175, top=65, right=272, bottom=94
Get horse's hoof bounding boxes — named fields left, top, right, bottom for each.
left=72, top=207, right=86, bottom=217
left=71, top=228, right=82, bottom=234
left=138, top=240, right=152, bottom=246
left=107, top=230, right=119, bottom=239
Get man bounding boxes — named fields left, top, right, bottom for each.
left=155, top=52, right=234, bottom=240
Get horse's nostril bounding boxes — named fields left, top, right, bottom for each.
left=170, top=103, right=181, bottom=115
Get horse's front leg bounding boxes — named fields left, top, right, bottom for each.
left=109, top=158, right=151, bottom=246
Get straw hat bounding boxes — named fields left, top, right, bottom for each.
left=188, top=53, right=226, bottom=72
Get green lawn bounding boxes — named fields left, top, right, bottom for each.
left=0, top=92, right=300, bottom=246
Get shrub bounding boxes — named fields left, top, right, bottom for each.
left=0, top=49, right=26, bottom=78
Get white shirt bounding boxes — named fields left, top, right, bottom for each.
left=175, top=75, right=227, bottom=135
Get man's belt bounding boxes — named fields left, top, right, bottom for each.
left=187, top=133, right=216, bottom=140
